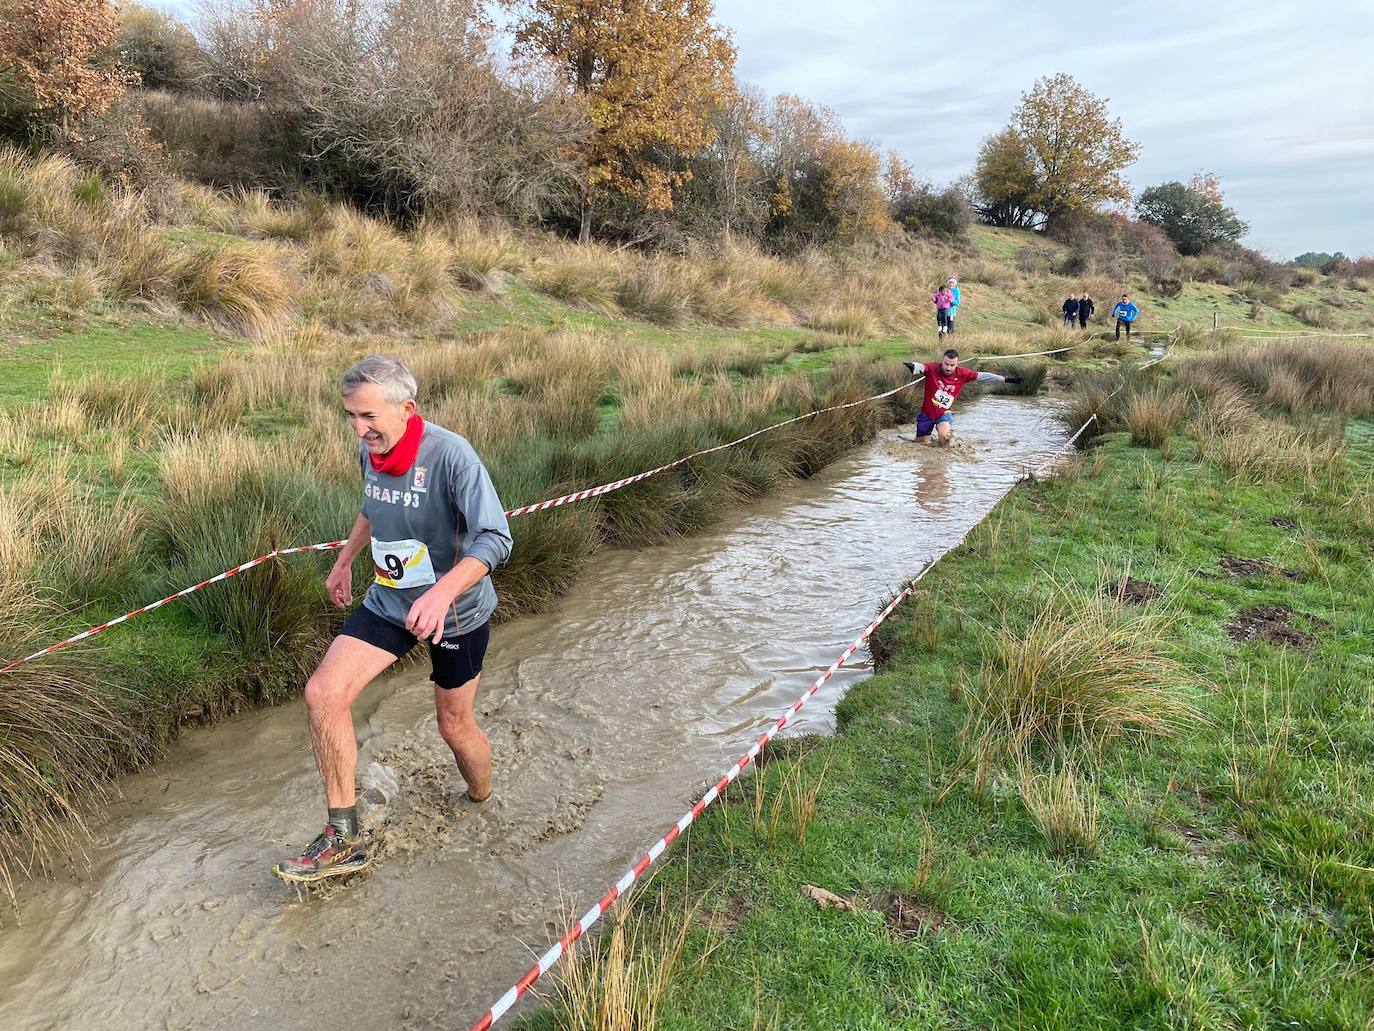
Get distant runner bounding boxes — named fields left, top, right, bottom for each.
left=945, top=276, right=961, bottom=334
left=903, top=348, right=1023, bottom=446
left=931, top=283, right=955, bottom=338
left=1077, top=291, right=1095, bottom=329
left=1111, top=293, right=1139, bottom=339
left=1062, top=293, right=1080, bottom=327
left=273, top=355, right=513, bottom=883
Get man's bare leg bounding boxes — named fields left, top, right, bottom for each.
left=936, top=421, right=953, bottom=446
left=304, top=635, right=399, bottom=808
left=434, top=676, right=492, bottom=801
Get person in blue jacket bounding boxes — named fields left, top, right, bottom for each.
left=1111, top=293, right=1139, bottom=340
left=944, top=276, right=961, bottom=334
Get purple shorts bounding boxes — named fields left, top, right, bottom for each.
left=915, top=411, right=953, bottom=437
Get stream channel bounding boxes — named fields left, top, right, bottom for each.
left=0, top=394, right=1066, bottom=1031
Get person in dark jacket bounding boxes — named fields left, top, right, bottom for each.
left=1078, top=292, right=1095, bottom=329
left=1062, top=294, right=1080, bottom=327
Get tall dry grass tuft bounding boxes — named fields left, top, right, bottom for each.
left=1124, top=385, right=1189, bottom=448
left=170, top=244, right=295, bottom=338
left=19, top=458, right=147, bottom=607
left=0, top=487, right=138, bottom=901
left=1017, top=758, right=1099, bottom=858
left=614, top=259, right=692, bottom=327
left=1181, top=339, right=1374, bottom=419
left=156, top=433, right=357, bottom=699
left=431, top=216, right=527, bottom=292
left=302, top=205, right=456, bottom=328
left=964, top=578, right=1195, bottom=759
left=808, top=303, right=880, bottom=338
left=530, top=242, right=625, bottom=315
left=1185, top=384, right=1347, bottom=486
left=551, top=887, right=713, bottom=1031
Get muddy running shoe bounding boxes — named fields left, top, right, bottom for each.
left=271, top=825, right=370, bottom=883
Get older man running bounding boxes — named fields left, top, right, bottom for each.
left=903, top=348, right=1022, bottom=446
left=273, top=355, right=513, bottom=883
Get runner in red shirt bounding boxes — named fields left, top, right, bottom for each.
left=903, top=348, right=1022, bottom=445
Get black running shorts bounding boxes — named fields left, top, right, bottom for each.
left=339, top=605, right=490, bottom=690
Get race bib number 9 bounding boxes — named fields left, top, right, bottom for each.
left=371, top=538, right=436, bottom=589
left=932, top=388, right=956, bottom=410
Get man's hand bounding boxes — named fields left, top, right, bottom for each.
left=406, top=584, right=457, bottom=644
left=325, top=561, right=353, bottom=608
left=1004, top=376, right=1025, bottom=384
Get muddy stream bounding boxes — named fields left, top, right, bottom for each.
left=0, top=396, right=1065, bottom=1031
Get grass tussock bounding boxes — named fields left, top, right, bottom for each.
left=964, top=579, right=1195, bottom=759
left=1181, top=339, right=1374, bottom=419
left=0, top=483, right=146, bottom=901
left=1017, top=758, right=1100, bottom=858
left=551, top=888, right=715, bottom=1031
left=1124, top=385, right=1189, bottom=448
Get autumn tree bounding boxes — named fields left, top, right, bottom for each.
left=1135, top=176, right=1248, bottom=255
left=510, top=0, right=736, bottom=243
left=972, top=127, right=1038, bottom=228
left=0, top=0, right=137, bottom=139
left=757, top=94, right=888, bottom=251
left=974, top=73, right=1138, bottom=228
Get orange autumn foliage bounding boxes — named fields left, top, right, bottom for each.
left=0, top=0, right=137, bottom=136
left=512, top=0, right=736, bottom=239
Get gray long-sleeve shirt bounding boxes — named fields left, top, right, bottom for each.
left=359, top=423, right=512, bottom=637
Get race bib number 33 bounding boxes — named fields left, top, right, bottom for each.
left=371, top=538, right=437, bottom=588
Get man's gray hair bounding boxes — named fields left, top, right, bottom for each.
left=340, top=355, right=418, bottom=405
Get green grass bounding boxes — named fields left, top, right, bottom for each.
left=527, top=421, right=1374, bottom=1030
left=0, top=320, right=235, bottom=403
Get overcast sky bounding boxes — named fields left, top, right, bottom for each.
left=713, top=0, right=1374, bottom=259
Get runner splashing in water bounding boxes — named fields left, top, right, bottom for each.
left=273, top=355, right=513, bottom=883
left=903, top=348, right=1023, bottom=446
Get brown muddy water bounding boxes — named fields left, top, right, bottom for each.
left=0, top=395, right=1064, bottom=1031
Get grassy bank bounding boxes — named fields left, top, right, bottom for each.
left=529, top=339, right=1374, bottom=1029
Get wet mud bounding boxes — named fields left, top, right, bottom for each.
left=0, top=396, right=1064, bottom=1031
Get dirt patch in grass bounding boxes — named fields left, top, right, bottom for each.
left=877, top=891, right=947, bottom=939
left=705, top=892, right=751, bottom=931
left=1225, top=605, right=1316, bottom=649
left=1269, top=516, right=1295, bottom=530
left=1218, top=554, right=1306, bottom=582
left=1111, top=575, right=1163, bottom=604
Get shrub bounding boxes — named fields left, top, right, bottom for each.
left=1288, top=303, right=1339, bottom=329
left=1348, top=256, right=1374, bottom=280
left=117, top=4, right=200, bottom=91
left=892, top=184, right=972, bottom=242
left=1151, top=274, right=1183, bottom=298
left=139, top=90, right=297, bottom=190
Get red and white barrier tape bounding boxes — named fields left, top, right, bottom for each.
left=1031, top=349, right=1171, bottom=479
left=0, top=542, right=346, bottom=674
left=466, top=434, right=1051, bottom=1030
left=4, top=345, right=1076, bottom=675
left=2, top=377, right=926, bottom=674
left=494, top=348, right=1153, bottom=1026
